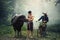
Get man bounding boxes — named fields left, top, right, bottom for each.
left=38, top=12, right=49, bottom=37
left=27, top=11, right=34, bottom=38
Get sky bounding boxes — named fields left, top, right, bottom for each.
left=14, top=0, right=60, bottom=29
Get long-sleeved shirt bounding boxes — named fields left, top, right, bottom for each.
left=38, top=16, right=49, bottom=23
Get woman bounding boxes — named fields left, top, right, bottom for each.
left=38, top=12, right=49, bottom=37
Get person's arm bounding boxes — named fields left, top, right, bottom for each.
left=27, top=17, right=30, bottom=21
left=38, top=16, right=42, bottom=21
left=30, top=16, right=34, bottom=21
left=27, top=16, right=34, bottom=21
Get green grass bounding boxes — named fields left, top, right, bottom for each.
left=0, top=25, right=60, bottom=40
left=0, top=24, right=27, bottom=37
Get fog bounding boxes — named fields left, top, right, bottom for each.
left=14, top=0, right=60, bottom=29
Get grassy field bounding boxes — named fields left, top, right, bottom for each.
left=0, top=25, right=60, bottom=40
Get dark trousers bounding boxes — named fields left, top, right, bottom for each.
left=27, top=22, right=33, bottom=31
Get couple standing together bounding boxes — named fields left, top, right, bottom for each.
left=27, top=11, right=49, bottom=38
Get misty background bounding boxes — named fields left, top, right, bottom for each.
left=0, top=0, right=60, bottom=34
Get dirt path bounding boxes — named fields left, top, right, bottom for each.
left=0, top=37, right=60, bottom=40
left=0, top=31, right=60, bottom=40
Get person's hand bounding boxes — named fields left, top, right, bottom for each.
left=36, top=21, right=38, bottom=22
left=43, top=21, right=46, bottom=23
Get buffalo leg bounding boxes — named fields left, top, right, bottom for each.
left=15, top=31, right=17, bottom=37
left=20, top=31, right=21, bottom=36
left=13, top=27, right=17, bottom=37
left=17, top=31, right=19, bottom=37
left=19, top=29, right=22, bottom=37
left=19, top=31, right=22, bottom=37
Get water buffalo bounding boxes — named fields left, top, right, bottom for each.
left=11, top=15, right=28, bottom=37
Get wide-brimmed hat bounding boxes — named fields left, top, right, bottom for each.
left=42, top=12, right=47, bottom=15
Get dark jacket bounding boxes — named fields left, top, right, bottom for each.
left=38, top=16, right=49, bottom=23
